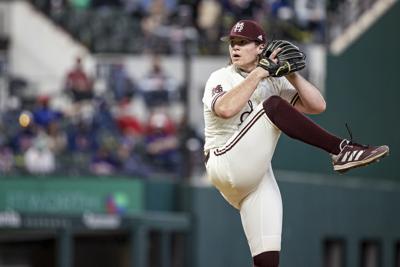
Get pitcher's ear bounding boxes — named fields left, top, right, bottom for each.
left=258, top=43, right=265, bottom=54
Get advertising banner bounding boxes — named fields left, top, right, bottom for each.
left=0, top=178, right=144, bottom=215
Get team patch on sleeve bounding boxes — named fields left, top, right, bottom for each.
left=212, top=85, right=224, bottom=96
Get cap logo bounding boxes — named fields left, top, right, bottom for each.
left=233, top=22, right=245, bottom=33
left=257, top=35, right=263, bottom=41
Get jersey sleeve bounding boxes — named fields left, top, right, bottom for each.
left=202, top=71, right=231, bottom=113
left=276, top=77, right=299, bottom=106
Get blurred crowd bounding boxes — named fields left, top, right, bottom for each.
left=32, top=0, right=333, bottom=54
left=1, top=0, right=378, bottom=178
left=0, top=56, right=204, bottom=179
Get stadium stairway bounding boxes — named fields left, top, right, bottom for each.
left=5, top=0, right=92, bottom=96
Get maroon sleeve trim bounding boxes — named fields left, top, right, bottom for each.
left=211, top=91, right=227, bottom=113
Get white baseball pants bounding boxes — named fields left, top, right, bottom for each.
left=205, top=102, right=283, bottom=256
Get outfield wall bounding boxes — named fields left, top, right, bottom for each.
left=2, top=173, right=399, bottom=267
left=184, top=171, right=400, bottom=267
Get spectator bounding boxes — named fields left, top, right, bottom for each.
left=12, top=121, right=37, bottom=154
left=116, top=142, right=152, bottom=177
left=89, top=146, right=119, bottom=175
left=140, top=0, right=170, bottom=53
left=63, top=119, right=97, bottom=173
left=64, top=57, right=94, bottom=102
left=224, top=0, right=257, bottom=20
left=144, top=110, right=180, bottom=174
left=197, top=0, right=222, bottom=54
left=167, top=5, right=199, bottom=55
left=270, top=0, right=293, bottom=18
left=47, top=121, right=68, bottom=155
left=32, top=95, right=63, bottom=130
left=24, top=133, right=56, bottom=175
left=92, top=97, right=118, bottom=134
left=114, top=98, right=145, bottom=138
left=139, top=55, right=180, bottom=108
left=108, top=64, right=136, bottom=101
left=294, top=0, right=326, bottom=42
left=67, top=119, right=98, bottom=153
left=268, top=0, right=297, bottom=39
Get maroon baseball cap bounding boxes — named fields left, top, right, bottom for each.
left=221, top=20, right=266, bottom=43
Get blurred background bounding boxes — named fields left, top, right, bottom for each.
left=0, top=0, right=399, bottom=266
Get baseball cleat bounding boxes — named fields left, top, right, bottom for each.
left=331, top=140, right=389, bottom=173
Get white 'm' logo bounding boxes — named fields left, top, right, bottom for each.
left=233, top=22, right=245, bottom=32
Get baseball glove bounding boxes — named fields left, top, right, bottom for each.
left=258, top=40, right=306, bottom=77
